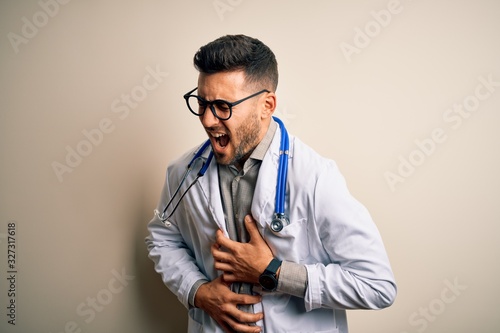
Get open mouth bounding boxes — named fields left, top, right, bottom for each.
left=212, top=133, right=229, bottom=149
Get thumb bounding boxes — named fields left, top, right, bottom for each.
left=244, top=215, right=262, bottom=240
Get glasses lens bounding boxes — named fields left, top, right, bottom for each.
left=212, top=101, right=231, bottom=120
left=186, top=96, right=232, bottom=120
left=187, top=96, right=205, bottom=116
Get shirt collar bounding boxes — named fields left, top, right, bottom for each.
left=226, top=119, right=277, bottom=175
left=249, top=119, right=277, bottom=162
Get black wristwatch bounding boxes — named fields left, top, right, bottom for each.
left=258, top=258, right=282, bottom=291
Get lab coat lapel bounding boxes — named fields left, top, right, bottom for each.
left=251, top=125, right=282, bottom=228
left=197, top=150, right=227, bottom=234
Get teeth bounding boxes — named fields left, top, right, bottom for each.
left=212, top=133, right=226, bottom=138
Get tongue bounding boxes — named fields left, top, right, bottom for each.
left=219, top=135, right=229, bottom=148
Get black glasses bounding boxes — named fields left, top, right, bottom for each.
left=183, top=87, right=270, bottom=121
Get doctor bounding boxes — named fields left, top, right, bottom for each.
left=146, top=34, right=396, bottom=333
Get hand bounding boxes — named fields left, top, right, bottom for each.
left=194, top=276, right=263, bottom=333
left=212, top=215, right=274, bottom=284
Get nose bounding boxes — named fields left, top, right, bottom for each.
left=200, top=105, right=220, bottom=128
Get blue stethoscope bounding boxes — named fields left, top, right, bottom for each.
left=154, top=116, right=290, bottom=233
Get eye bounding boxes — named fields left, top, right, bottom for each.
left=197, top=100, right=207, bottom=107
left=214, top=101, right=230, bottom=111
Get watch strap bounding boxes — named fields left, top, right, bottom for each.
left=264, top=258, right=282, bottom=275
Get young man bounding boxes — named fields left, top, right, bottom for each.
left=146, top=34, right=396, bottom=333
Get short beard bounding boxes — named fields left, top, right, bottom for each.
left=229, top=111, right=261, bottom=167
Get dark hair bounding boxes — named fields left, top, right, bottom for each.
left=193, top=34, right=278, bottom=91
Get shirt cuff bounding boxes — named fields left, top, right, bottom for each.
left=188, top=279, right=209, bottom=307
left=277, top=261, right=308, bottom=298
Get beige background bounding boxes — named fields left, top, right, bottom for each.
left=1, top=0, right=499, bottom=332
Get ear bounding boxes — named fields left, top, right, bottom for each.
left=261, top=92, right=276, bottom=120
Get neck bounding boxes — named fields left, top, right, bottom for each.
left=233, top=148, right=255, bottom=171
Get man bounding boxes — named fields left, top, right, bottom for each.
left=146, top=34, right=396, bottom=333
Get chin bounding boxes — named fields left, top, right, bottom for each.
left=214, top=152, right=231, bottom=166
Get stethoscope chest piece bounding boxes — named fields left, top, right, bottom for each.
left=270, top=213, right=289, bottom=233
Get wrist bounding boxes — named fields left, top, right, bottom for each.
left=258, top=258, right=282, bottom=291
left=191, top=280, right=209, bottom=308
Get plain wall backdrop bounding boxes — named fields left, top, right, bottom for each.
left=1, top=0, right=499, bottom=332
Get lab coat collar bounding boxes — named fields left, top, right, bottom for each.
left=195, top=119, right=293, bottom=235
left=252, top=120, right=293, bottom=229
left=193, top=141, right=227, bottom=233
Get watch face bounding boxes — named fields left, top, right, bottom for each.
left=259, top=275, right=277, bottom=291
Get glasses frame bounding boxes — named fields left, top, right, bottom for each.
left=183, top=87, right=270, bottom=121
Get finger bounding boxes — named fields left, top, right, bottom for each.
left=221, top=271, right=238, bottom=282
left=223, top=305, right=263, bottom=332
left=212, top=239, right=221, bottom=250
left=219, top=275, right=232, bottom=287
left=215, top=229, right=225, bottom=243
left=211, top=243, right=232, bottom=262
left=234, top=293, right=263, bottom=306
left=215, top=318, right=234, bottom=333
left=230, top=310, right=264, bottom=329
left=211, top=242, right=219, bottom=256
left=224, top=314, right=262, bottom=333
left=234, top=310, right=264, bottom=325
left=214, top=261, right=234, bottom=273
left=244, top=215, right=263, bottom=242
left=216, top=228, right=237, bottom=250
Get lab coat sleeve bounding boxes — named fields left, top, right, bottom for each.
left=304, top=160, right=397, bottom=311
left=145, top=169, right=208, bottom=309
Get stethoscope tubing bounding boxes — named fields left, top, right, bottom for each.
left=155, top=140, right=213, bottom=223
left=273, top=116, right=289, bottom=216
left=157, top=117, right=289, bottom=231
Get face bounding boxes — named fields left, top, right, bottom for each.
left=197, top=71, right=275, bottom=169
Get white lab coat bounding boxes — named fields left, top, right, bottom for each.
left=146, top=122, right=396, bottom=333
